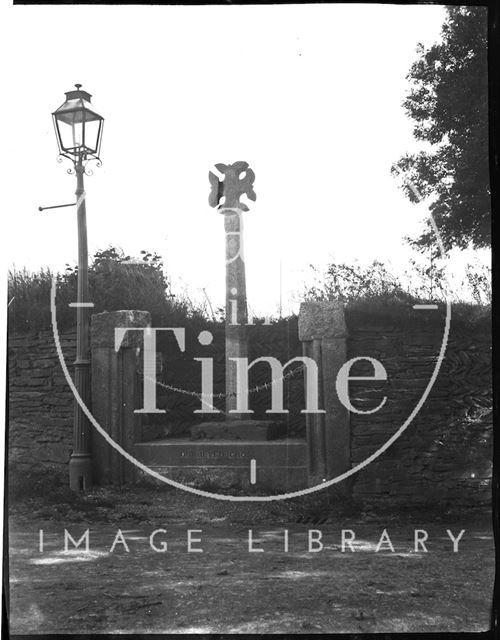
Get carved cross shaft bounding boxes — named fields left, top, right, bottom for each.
left=208, top=161, right=256, bottom=418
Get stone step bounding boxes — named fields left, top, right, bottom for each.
left=135, top=465, right=309, bottom=492
left=134, top=438, right=308, bottom=492
left=189, top=419, right=287, bottom=441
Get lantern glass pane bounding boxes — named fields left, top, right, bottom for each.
left=56, top=119, right=83, bottom=151
left=73, top=122, right=84, bottom=148
left=84, top=119, right=100, bottom=152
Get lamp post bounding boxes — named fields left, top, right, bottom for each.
left=52, top=84, right=104, bottom=490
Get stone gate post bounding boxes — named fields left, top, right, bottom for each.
left=298, top=302, right=350, bottom=486
left=90, top=310, right=151, bottom=485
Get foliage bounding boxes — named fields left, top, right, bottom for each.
left=304, top=257, right=491, bottom=307
left=464, top=260, right=491, bottom=306
left=8, top=267, right=63, bottom=332
left=305, top=260, right=419, bottom=305
left=8, top=246, right=206, bottom=332
left=392, top=7, right=489, bottom=251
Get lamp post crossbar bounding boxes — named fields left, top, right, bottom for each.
left=38, top=202, right=76, bottom=212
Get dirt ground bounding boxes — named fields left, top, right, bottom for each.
left=6, top=483, right=495, bottom=634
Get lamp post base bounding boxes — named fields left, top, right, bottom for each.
left=69, top=454, right=93, bottom=491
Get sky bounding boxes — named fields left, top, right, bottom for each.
left=1, top=3, right=490, bottom=317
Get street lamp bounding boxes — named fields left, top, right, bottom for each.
left=52, top=84, right=104, bottom=490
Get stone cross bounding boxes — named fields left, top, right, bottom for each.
left=209, top=161, right=256, bottom=416
left=209, top=161, right=256, bottom=211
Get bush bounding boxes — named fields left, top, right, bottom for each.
left=303, top=257, right=491, bottom=307
left=303, top=258, right=491, bottom=330
left=7, top=246, right=207, bottom=333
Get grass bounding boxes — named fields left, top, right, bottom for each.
left=10, top=463, right=488, bottom=529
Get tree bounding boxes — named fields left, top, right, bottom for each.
left=392, top=7, right=489, bottom=252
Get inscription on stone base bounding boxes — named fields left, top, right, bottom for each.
left=135, top=439, right=307, bottom=468
left=181, top=450, right=248, bottom=459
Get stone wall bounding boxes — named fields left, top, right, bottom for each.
left=8, top=328, right=76, bottom=467
left=346, top=313, right=492, bottom=507
left=7, top=307, right=492, bottom=507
